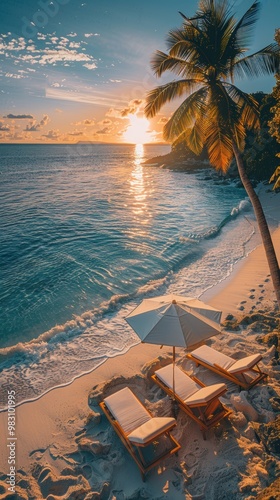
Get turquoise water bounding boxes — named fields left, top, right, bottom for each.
left=0, top=143, right=254, bottom=405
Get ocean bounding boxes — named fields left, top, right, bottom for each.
left=0, top=143, right=260, bottom=407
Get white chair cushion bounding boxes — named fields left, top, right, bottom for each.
left=155, top=364, right=201, bottom=401
left=184, top=383, right=226, bottom=405
left=191, top=345, right=235, bottom=370
left=104, top=387, right=150, bottom=434
left=127, top=417, right=175, bottom=444
left=228, top=354, right=262, bottom=374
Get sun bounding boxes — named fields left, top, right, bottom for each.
left=123, top=115, right=152, bottom=144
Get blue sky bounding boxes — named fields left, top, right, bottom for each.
left=0, top=0, right=279, bottom=143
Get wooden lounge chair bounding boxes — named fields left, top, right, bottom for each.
left=100, top=387, right=181, bottom=479
left=152, top=364, right=231, bottom=438
left=187, top=345, right=267, bottom=390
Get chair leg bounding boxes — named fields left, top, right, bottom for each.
left=204, top=398, right=221, bottom=419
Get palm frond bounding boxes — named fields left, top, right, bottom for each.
left=270, top=166, right=280, bottom=190
left=163, top=87, right=208, bottom=141
left=204, top=108, right=234, bottom=172
left=208, top=82, right=240, bottom=129
left=224, top=83, right=260, bottom=130
left=167, top=28, right=211, bottom=69
left=171, top=116, right=205, bottom=155
left=231, top=1, right=261, bottom=47
left=232, top=121, right=246, bottom=152
left=179, top=11, right=204, bottom=23
left=166, top=28, right=188, bottom=49
left=172, top=129, right=192, bottom=148
left=151, top=50, right=204, bottom=78
left=270, top=166, right=280, bottom=183
left=185, top=117, right=206, bottom=155
left=273, top=177, right=280, bottom=190
left=233, top=43, right=280, bottom=78
left=145, top=80, right=203, bottom=118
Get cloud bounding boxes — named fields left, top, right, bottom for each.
left=106, top=99, right=145, bottom=119
left=68, top=130, right=84, bottom=136
left=0, top=38, right=26, bottom=51
left=0, top=34, right=97, bottom=70
left=42, top=129, right=61, bottom=140
left=38, top=48, right=93, bottom=66
left=96, top=127, right=111, bottom=135
left=69, top=42, right=81, bottom=49
left=84, top=119, right=95, bottom=125
left=25, top=114, right=50, bottom=132
left=84, top=33, right=100, bottom=38
left=5, top=73, right=26, bottom=79
left=83, top=62, right=97, bottom=70
left=106, top=108, right=123, bottom=118
left=67, top=33, right=77, bottom=38
left=0, top=121, right=10, bottom=131
left=5, top=114, right=33, bottom=119
left=46, top=87, right=127, bottom=107
left=75, top=119, right=95, bottom=126
left=109, top=79, right=122, bottom=83
left=98, top=119, right=112, bottom=126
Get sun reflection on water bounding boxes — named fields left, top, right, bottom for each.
left=129, top=144, right=150, bottom=229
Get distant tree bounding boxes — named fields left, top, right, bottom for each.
left=269, top=29, right=280, bottom=142
left=145, top=0, right=280, bottom=306
left=244, top=93, right=279, bottom=181
left=268, top=29, right=280, bottom=190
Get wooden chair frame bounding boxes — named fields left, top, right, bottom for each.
left=152, top=370, right=231, bottom=439
left=100, top=393, right=180, bottom=479
left=187, top=352, right=268, bottom=390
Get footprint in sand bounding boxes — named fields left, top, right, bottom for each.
left=264, top=278, right=270, bottom=282
left=249, top=295, right=255, bottom=299
left=228, top=340, right=240, bottom=347
left=259, top=284, right=264, bottom=288
left=240, top=300, right=247, bottom=304
left=261, top=289, right=265, bottom=293
left=29, top=448, right=46, bottom=457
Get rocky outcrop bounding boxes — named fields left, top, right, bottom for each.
left=254, top=416, right=280, bottom=455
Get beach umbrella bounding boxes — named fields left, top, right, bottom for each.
left=125, top=294, right=222, bottom=402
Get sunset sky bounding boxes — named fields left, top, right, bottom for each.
left=0, top=0, right=279, bottom=144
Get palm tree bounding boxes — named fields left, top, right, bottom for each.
left=145, top=0, right=280, bottom=307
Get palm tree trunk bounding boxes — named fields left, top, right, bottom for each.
left=232, top=141, right=280, bottom=308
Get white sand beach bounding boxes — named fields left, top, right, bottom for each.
left=0, top=192, right=280, bottom=499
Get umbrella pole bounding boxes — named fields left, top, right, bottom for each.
left=172, top=346, right=175, bottom=400
left=172, top=346, right=179, bottom=418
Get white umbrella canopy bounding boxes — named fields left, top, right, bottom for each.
left=125, top=294, right=222, bottom=350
